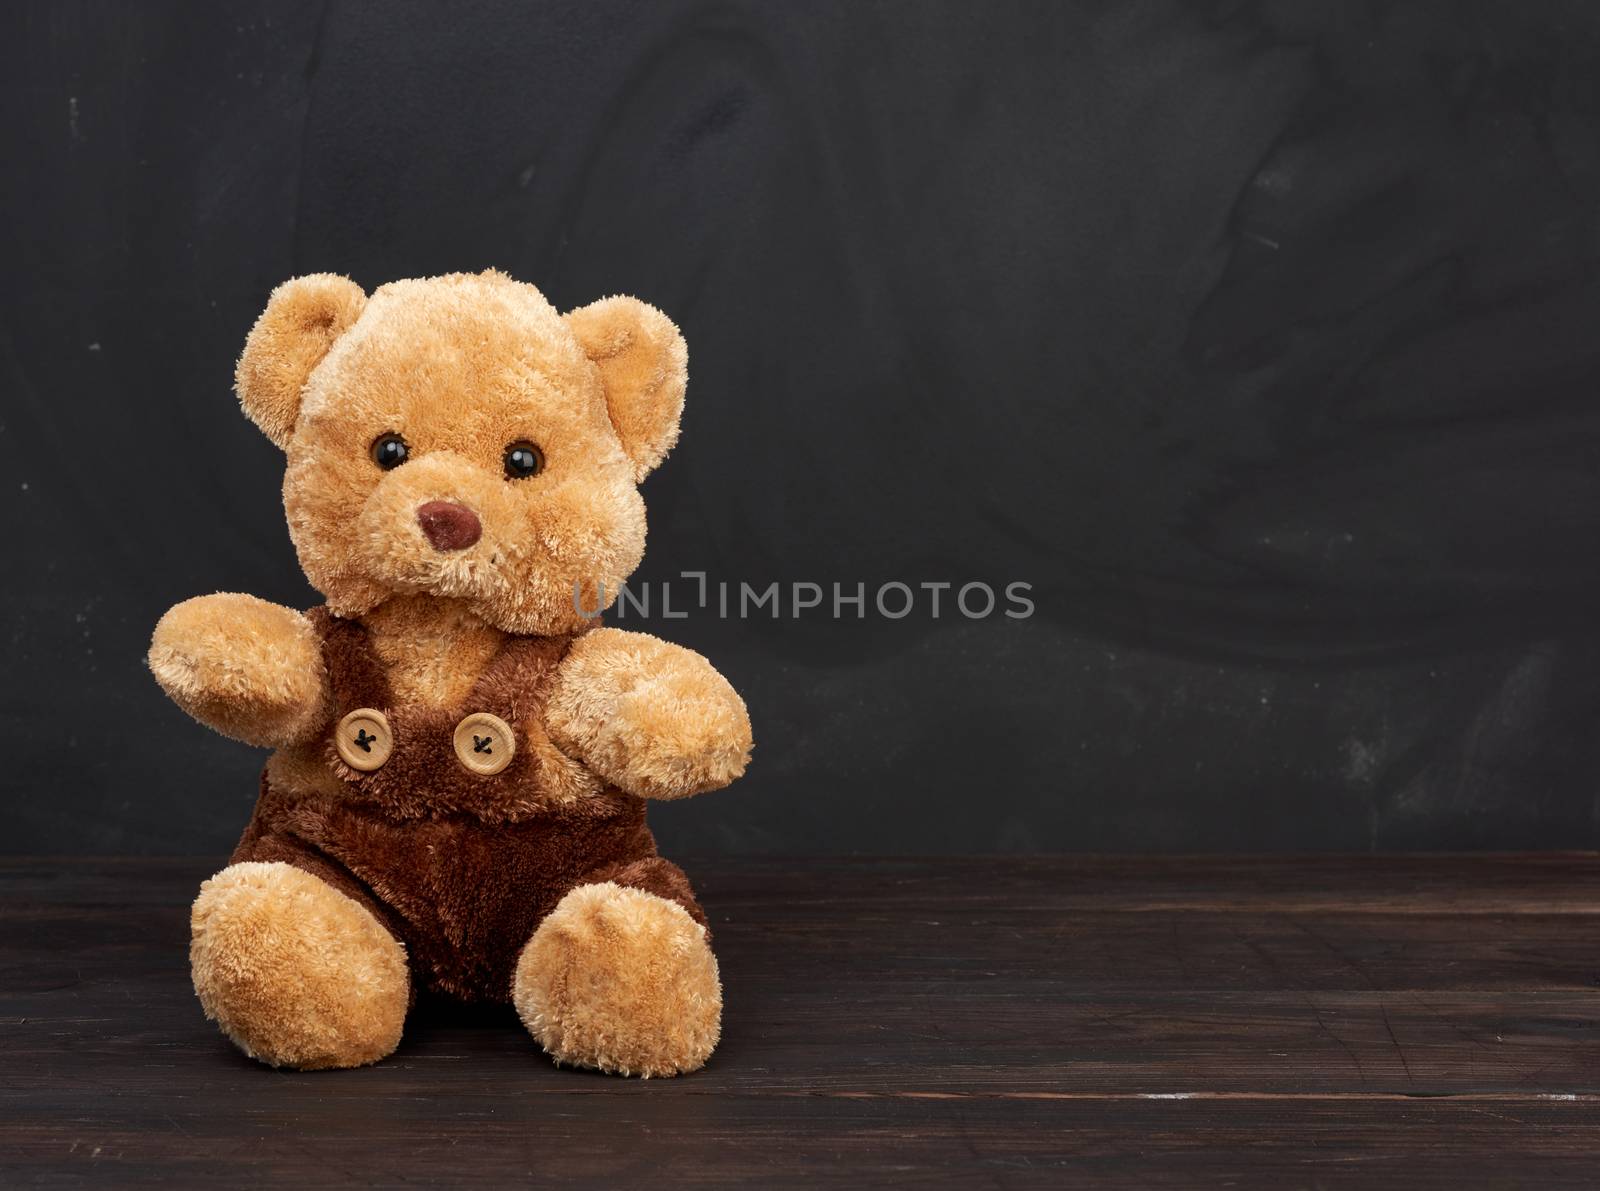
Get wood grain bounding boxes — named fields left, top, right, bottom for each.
left=3, top=855, right=1600, bottom=1187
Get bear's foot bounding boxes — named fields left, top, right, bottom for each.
left=513, top=882, right=721, bottom=1077
left=190, top=861, right=409, bottom=1070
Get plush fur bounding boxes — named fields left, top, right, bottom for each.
left=279, top=270, right=672, bottom=637
left=237, top=274, right=368, bottom=449
left=513, top=883, right=721, bottom=1078
left=190, top=861, right=409, bottom=1069
left=151, top=270, right=751, bottom=1076
left=564, top=296, right=688, bottom=481
left=149, top=594, right=329, bottom=746
left=547, top=628, right=753, bottom=800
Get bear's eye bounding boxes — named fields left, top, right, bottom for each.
left=504, top=441, right=544, bottom=480
left=370, top=433, right=409, bottom=470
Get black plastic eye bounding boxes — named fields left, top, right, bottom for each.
left=370, top=433, right=409, bottom=470
left=504, top=441, right=544, bottom=480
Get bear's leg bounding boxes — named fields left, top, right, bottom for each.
left=512, top=882, right=721, bottom=1077
left=190, top=861, right=409, bottom=1070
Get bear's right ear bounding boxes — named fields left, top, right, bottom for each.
left=235, top=274, right=367, bottom=449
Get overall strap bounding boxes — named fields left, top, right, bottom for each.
left=460, top=632, right=578, bottom=727
left=307, top=606, right=392, bottom=712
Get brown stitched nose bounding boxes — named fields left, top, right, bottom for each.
left=416, top=501, right=481, bottom=551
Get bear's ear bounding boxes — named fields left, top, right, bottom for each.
left=235, top=274, right=367, bottom=449
left=564, top=295, right=687, bottom=481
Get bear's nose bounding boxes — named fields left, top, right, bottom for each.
left=416, top=501, right=482, bottom=551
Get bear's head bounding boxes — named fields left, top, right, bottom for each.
left=235, top=270, right=686, bottom=635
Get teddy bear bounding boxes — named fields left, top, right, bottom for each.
left=147, top=270, right=753, bottom=1077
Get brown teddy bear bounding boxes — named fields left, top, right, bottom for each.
left=147, top=270, right=752, bottom=1076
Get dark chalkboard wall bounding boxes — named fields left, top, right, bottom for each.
left=6, top=0, right=1600, bottom=855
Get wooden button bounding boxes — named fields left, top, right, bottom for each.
left=454, top=712, right=515, bottom=776
left=335, top=709, right=392, bottom=771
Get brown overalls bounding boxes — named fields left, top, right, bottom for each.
left=231, top=608, right=705, bottom=1003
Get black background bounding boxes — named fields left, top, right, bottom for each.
left=6, top=0, right=1600, bottom=856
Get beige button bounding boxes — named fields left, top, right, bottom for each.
left=454, top=711, right=515, bottom=776
left=335, top=709, right=393, bottom=771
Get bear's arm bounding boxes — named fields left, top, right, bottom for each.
left=545, top=627, right=752, bottom=801
left=147, top=593, right=332, bottom=748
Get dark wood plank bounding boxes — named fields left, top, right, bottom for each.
left=6, top=1093, right=1600, bottom=1189
left=3, top=856, right=1600, bottom=1187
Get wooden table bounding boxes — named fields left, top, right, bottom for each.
left=4, top=855, right=1599, bottom=1187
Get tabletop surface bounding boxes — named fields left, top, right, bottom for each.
left=4, top=854, right=1600, bottom=1187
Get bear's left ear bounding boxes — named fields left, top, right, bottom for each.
left=565, top=296, right=687, bottom=481
left=235, top=274, right=367, bottom=449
